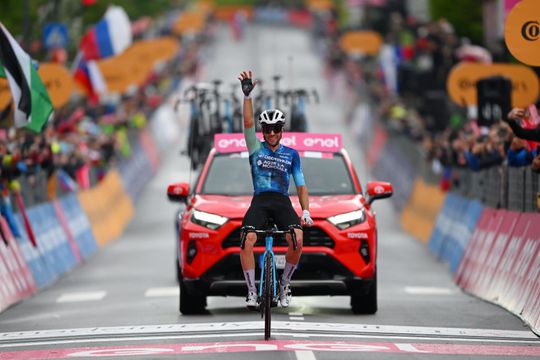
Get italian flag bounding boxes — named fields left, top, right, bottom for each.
left=0, top=23, right=53, bottom=132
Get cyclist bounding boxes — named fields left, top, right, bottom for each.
left=237, top=70, right=313, bottom=309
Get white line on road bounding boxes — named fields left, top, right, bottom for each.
left=145, top=287, right=179, bottom=297
left=404, top=287, right=457, bottom=295
left=289, top=312, right=304, bottom=316
left=56, top=291, right=106, bottom=303
left=296, top=350, right=316, bottom=360
left=1, top=321, right=536, bottom=343
left=1, top=332, right=539, bottom=349
left=290, top=317, right=305, bottom=321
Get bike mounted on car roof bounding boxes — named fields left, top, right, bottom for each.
left=179, top=76, right=320, bottom=169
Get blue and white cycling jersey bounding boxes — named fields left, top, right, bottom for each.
left=244, top=126, right=305, bottom=196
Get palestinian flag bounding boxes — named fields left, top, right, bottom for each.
left=0, top=23, right=53, bottom=132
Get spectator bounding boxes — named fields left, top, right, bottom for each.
left=505, top=107, right=540, bottom=142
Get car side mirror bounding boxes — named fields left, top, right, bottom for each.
left=167, top=182, right=190, bottom=203
left=366, top=181, right=393, bottom=205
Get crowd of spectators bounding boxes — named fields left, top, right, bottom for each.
left=0, top=31, right=204, bottom=209
left=315, top=5, right=540, bottom=194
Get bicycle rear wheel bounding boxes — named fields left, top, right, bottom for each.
left=263, top=253, right=273, bottom=340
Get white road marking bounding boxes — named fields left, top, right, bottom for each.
left=1, top=332, right=539, bottom=349
left=289, top=312, right=304, bottom=316
left=296, top=350, right=317, bottom=360
left=145, top=287, right=179, bottom=297
left=405, top=287, right=457, bottom=295
left=290, top=317, right=305, bottom=321
left=0, top=321, right=536, bottom=343
left=56, top=291, right=106, bottom=303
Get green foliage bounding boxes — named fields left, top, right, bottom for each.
left=81, top=0, right=179, bottom=26
left=429, top=0, right=483, bottom=44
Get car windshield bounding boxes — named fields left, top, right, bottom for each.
left=200, top=152, right=356, bottom=195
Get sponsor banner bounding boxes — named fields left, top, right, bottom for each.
left=52, top=200, right=82, bottom=264
left=448, top=199, right=484, bottom=274
left=429, top=193, right=468, bottom=260
left=3, top=340, right=540, bottom=358
left=437, top=195, right=468, bottom=266
left=339, top=31, right=383, bottom=56
left=454, top=208, right=497, bottom=292
left=0, top=218, right=36, bottom=312
left=58, top=194, right=97, bottom=260
left=518, top=242, right=540, bottom=327
left=504, top=0, right=540, bottom=66
left=13, top=215, right=57, bottom=289
left=288, top=10, right=312, bottom=28
left=498, top=213, right=540, bottom=312
left=475, top=210, right=520, bottom=298
left=485, top=212, right=531, bottom=303
left=78, top=169, right=134, bottom=246
left=400, top=178, right=446, bottom=243
left=214, top=133, right=342, bottom=153
left=27, top=203, right=78, bottom=276
left=446, top=62, right=539, bottom=107
left=254, top=7, right=288, bottom=23
left=428, top=194, right=456, bottom=257
left=139, top=129, right=160, bottom=172
left=118, top=142, right=154, bottom=202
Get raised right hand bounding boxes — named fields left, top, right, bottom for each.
left=238, top=70, right=257, bottom=97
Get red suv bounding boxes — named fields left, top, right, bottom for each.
left=167, top=133, right=393, bottom=314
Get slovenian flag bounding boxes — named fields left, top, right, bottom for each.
left=80, top=6, right=132, bottom=61
left=0, top=23, right=54, bottom=132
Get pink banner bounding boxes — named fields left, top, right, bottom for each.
left=486, top=212, right=530, bottom=303
left=501, top=214, right=540, bottom=312
left=454, top=208, right=496, bottom=292
left=0, top=218, right=36, bottom=312
left=214, top=133, right=342, bottom=153
left=476, top=210, right=520, bottom=298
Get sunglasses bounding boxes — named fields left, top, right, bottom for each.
left=262, top=124, right=283, bottom=134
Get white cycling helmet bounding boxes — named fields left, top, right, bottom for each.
left=259, top=109, right=285, bottom=125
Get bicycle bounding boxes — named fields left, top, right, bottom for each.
left=240, top=222, right=298, bottom=340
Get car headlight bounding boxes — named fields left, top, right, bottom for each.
left=190, top=210, right=228, bottom=230
left=328, top=210, right=366, bottom=230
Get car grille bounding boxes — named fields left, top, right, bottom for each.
left=221, top=226, right=335, bottom=249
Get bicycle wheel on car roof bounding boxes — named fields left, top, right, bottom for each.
left=263, top=252, right=273, bottom=340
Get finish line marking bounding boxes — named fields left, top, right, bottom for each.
left=1, top=321, right=535, bottom=343
left=0, top=331, right=538, bottom=349
left=1, top=340, right=540, bottom=358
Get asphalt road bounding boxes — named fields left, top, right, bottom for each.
left=0, top=23, right=538, bottom=359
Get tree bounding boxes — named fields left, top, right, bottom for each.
left=429, top=0, right=483, bottom=45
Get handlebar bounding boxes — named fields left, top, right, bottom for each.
left=240, top=225, right=299, bottom=251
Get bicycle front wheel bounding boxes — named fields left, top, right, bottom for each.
left=263, top=253, right=273, bottom=340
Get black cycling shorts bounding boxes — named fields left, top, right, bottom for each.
left=242, top=192, right=301, bottom=230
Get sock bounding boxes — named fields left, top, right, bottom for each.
left=243, top=269, right=257, bottom=293
left=280, top=262, right=296, bottom=286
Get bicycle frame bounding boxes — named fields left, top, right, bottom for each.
left=259, top=233, right=277, bottom=301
